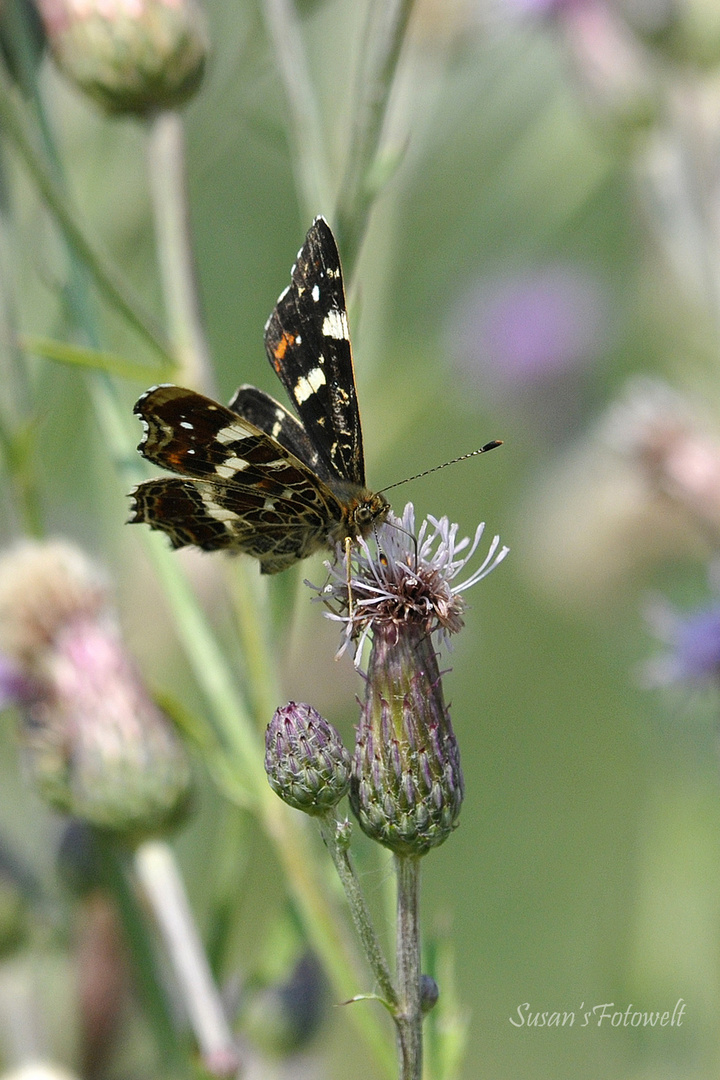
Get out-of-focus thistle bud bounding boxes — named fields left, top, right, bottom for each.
left=520, top=377, right=720, bottom=606
left=0, top=540, right=191, bottom=838
left=350, top=622, right=464, bottom=856
left=241, top=952, right=327, bottom=1056
left=614, top=0, right=720, bottom=69
left=312, top=505, right=508, bottom=857
left=35, top=0, right=208, bottom=115
left=265, top=702, right=351, bottom=815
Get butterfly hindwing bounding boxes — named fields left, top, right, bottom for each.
left=130, top=384, right=348, bottom=571
left=130, top=475, right=338, bottom=573
left=264, top=216, right=365, bottom=487
left=228, top=384, right=330, bottom=480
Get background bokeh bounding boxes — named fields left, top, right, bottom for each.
left=2, top=0, right=720, bottom=1077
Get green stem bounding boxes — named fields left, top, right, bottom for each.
left=394, top=854, right=422, bottom=1080
left=226, top=561, right=283, bottom=729
left=318, top=812, right=398, bottom=1011
left=260, top=0, right=332, bottom=218
left=133, top=840, right=240, bottom=1074
left=146, top=110, right=215, bottom=393
left=99, top=839, right=191, bottom=1075
left=335, top=0, right=418, bottom=281
left=0, top=60, right=174, bottom=366
left=261, top=791, right=396, bottom=1076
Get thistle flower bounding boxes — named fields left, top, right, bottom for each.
left=0, top=540, right=191, bottom=838
left=316, top=504, right=508, bottom=856
left=265, top=702, right=351, bottom=815
left=318, top=503, right=508, bottom=658
left=36, top=0, right=208, bottom=115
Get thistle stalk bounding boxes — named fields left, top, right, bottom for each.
left=394, top=854, right=422, bottom=1080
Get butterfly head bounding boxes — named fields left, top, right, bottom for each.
left=333, top=488, right=390, bottom=543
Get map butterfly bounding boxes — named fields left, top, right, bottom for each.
left=129, top=217, right=391, bottom=574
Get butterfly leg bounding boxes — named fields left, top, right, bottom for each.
left=345, top=535, right=355, bottom=617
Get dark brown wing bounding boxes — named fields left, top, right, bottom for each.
left=228, top=384, right=331, bottom=481
left=129, top=475, right=339, bottom=573
left=130, top=383, right=346, bottom=572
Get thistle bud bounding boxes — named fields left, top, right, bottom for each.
left=265, top=702, right=351, bottom=815
left=0, top=540, right=191, bottom=839
left=350, top=623, right=464, bottom=857
left=36, top=0, right=208, bottom=115
left=241, top=952, right=326, bottom=1056
left=616, top=0, right=720, bottom=69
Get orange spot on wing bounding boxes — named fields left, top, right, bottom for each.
left=272, top=331, right=294, bottom=368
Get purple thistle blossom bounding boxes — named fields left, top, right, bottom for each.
left=449, top=265, right=609, bottom=397
left=313, top=503, right=508, bottom=662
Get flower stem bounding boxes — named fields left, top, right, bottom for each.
left=260, top=0, right=332, bottom=218
left=318, top=811, right=398, bottom=1011
left=0, top=59, right=173, bottom=366
left=101, top=841, right=190, bottom=1075
left=335, top=0, right=418, bottom=280
left=133, top=840, right=240, bottom=1076
left=394, top=853, right=422, bottom=1080
left=146, top=110, right=215, bottom=394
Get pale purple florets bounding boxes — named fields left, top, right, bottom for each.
left=310, top=503, right=509, bottom=660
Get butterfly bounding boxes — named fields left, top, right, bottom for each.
left=129, top=216, right=390, bottom=574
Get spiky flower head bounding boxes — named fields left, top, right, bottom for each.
left=319, top=503, right=508, bottom=657
left=316, top=504, right=508, bottom=856
left=265, top=702, right=351, bottom=815
left=36, top=0, right=208, bottom=115
left=0, top=540, right=191, bottom=839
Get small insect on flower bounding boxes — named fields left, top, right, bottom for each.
left=129, top=218, right=501, bottom=577
left=315, top=502, right=509, bottom=660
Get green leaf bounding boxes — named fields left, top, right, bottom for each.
left=23, top=335, right=175, bottom=383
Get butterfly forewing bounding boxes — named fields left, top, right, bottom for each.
left=130, top=219, right=389, bottom=574
left=264, top=216, right=365, bottom=486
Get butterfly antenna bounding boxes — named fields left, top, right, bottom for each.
left=377, top=440, right=503, bottom=495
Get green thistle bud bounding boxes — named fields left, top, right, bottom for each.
left=36, top=0, right=208, bottom=115
left=617, top=0, right=720, bottom=69
left=350, top=623, right=464, bottom=857
left=0, top=540, right=191, bottom=839
left=265, top=702, right=351, bottom=815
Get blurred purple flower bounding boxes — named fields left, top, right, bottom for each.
left=644, top=599, right=720, bottom=686
left=0, top=654, right=34, bottom=712
left=449, top=264, right=609, bottom=397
